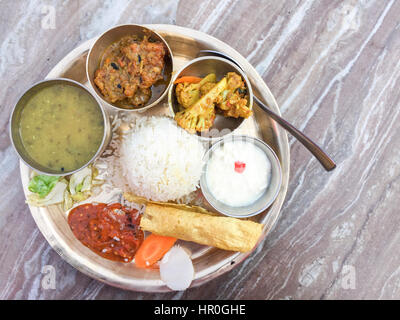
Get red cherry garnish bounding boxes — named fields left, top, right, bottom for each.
left=234, top=161, right=246, bottom=173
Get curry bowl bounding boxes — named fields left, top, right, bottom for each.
left=10, top=78, right=111, bottom=176
left=168, top=56, right=253, bottom=140
left=86, top=24, right=174, bottom=112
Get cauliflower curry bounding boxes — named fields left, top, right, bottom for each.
left=174, top=72, right=252, bottom=133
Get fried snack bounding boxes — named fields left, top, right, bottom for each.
left=140, top=203, right=263, bottom=253
left=124, top=193, right=217, bottom=215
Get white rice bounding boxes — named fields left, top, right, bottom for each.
left=119, top=116, right=206, bottom=202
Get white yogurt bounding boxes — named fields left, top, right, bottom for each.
left=205, top=140, right=271, bottom=208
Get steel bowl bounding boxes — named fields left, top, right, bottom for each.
left=86, top=24, right=174, bottom=112
left=10, top=78, right=112, bottom=176
left=168, top=56, right=253, bottom=141
left=200, top=135, right=282, bottom=218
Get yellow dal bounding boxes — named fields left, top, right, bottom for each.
left=19, top=84, right=104, bottom=173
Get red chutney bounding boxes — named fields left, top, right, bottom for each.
left=68, top=203, right=144, bottom=262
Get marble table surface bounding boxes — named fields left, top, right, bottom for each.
left=1, top=0, right=400, bottom=300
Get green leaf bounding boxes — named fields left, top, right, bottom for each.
left=76, top=182, right=83, bottom=193
left=28, top=175, right=60, bottom=198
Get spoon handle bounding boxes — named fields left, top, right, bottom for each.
left=197, top=50, right=336, bottom=171
left=253, top=95, right=336, bottom=171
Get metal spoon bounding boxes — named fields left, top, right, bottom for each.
left=198, top=50, right=336, bottom=171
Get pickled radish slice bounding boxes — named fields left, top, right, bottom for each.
left=160, top=246, right=194, bottom=291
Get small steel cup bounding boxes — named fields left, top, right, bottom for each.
left=168, top=56, right=253, bottom=141
left=9, top=78, right=112, bottom=176
left=200, top=135, right=282, bottom=218
left=86, top=24, right=174, bottom=112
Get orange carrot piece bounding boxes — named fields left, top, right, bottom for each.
left=134, top=234, right=177, bottom=268
left=173, top=76, right=202, bottom=84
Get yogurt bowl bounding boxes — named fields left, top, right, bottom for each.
left=200, top=135, right=282, bottom=218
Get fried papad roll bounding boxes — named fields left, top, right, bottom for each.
left=140, top=203, right=263, bottom=253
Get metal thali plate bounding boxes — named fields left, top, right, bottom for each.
left=19, top=24, right=289, bottom=292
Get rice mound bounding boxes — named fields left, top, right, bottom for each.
left=119, top=116, right=206, bottom=202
